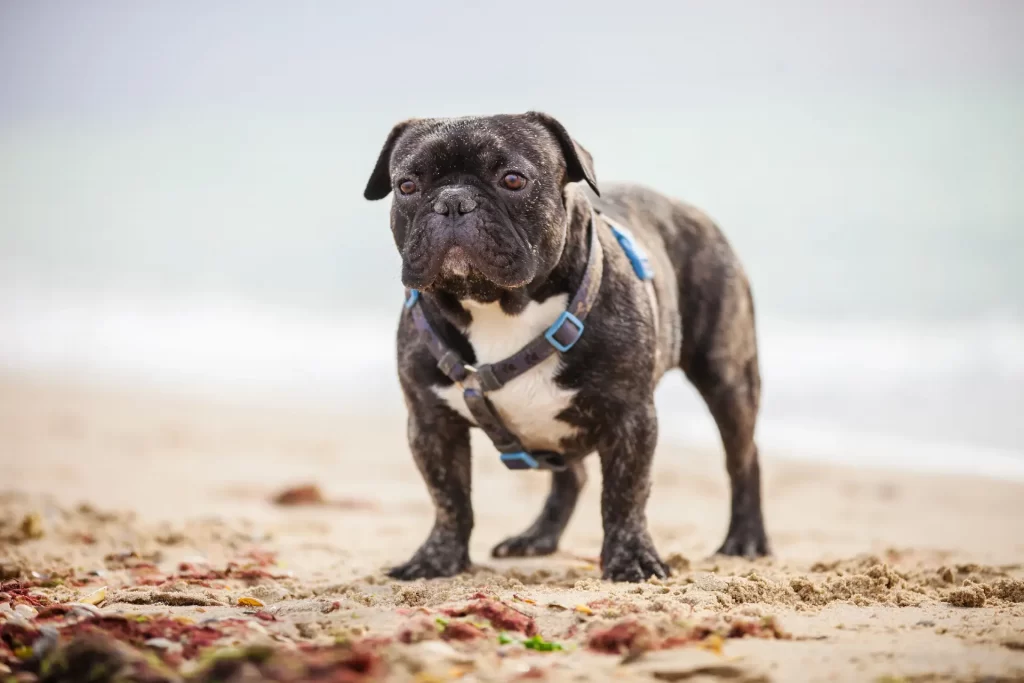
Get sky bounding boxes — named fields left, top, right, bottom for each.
left=2, top=1, right=1022, bottom=122
left=1, top=1, right=1022, bottom=319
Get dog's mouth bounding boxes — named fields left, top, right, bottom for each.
left=440, top=245, right=472, bottom=278
left=401, top=229, right=536, bottom=293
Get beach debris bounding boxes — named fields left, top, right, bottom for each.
left=61, top=614, right=246, bottom=660
left=155, top=530, right=186, bottom=546
left=188, top=643, right=388, bottom=682
left=494, top=631, right=563, bottom=651
left=29, top=625, right=60, bottom=662
left=588, top=620, right=657, bottom=655
left=13, top=604, right=37, bottom=620
left=439, top=620, right=486, bottom=641
left=66, top=603, right=104, bottom=619
left=588, top=615, right=791, bottom=656
left=443, top=597, right=537, bottom=636
left=696, top=633, right=724, bottom=655
left=271, top=484, right=377, bottom=510
left=19, top=513, right=44, bottom=541
left=0, top=581, right=50, bottom=608
left=103, top=550, right=162, bottom=571
left=144, top=637, right=183, bottom=653
left=79, top=585, right=107, bottom=606
left=237, top=596, right=265, bottom=608
left=522, top=634, right=563, bottom=652
left=273, top=484, right=326, bottom=506
left=397, top=616, right=441, bottom=644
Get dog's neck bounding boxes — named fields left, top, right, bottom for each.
left=426, top=185, right=594, bottom=330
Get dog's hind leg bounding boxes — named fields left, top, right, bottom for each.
left=682, top=278, right=770, bottom=558
left=491, top=461, right=587, bottom=558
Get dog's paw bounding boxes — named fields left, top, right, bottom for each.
left=491, top=530, right=559, bottom=558
left=715, top=524, right=770, bottom=558
left=388, top=536, right=470, bottom=580
left=601, top=528, right=669, bottom=582
left=387, top=556, right=466, bottom=580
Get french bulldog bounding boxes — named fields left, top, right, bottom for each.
left=363, top=112, right=768, bottom=582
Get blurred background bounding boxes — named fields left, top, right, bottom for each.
left=1, top=1, right=1022, bottom=477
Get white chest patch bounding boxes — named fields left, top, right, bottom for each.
left=434, top=295, right=579, bottom=452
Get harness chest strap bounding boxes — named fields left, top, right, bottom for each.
left=407, top=215, right=603, bottom=392
left=405, top=210, right=652, bottom=471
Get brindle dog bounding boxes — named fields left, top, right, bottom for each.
left=364, top=112, right=768, bottom=582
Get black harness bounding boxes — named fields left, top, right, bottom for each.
left=404, top=210, right=653, bottom=472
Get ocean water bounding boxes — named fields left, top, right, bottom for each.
left=2, top=1, right=1023, bottom=478
left=2, top=288, right=1022, bottom=481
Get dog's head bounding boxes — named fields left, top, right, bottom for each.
left=364, top=112, right=598, bottom=302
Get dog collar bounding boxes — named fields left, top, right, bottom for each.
left=404, top=209, right=651, bottom=471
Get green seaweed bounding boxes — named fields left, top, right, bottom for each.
left=522, top=634, right=562, bottom=652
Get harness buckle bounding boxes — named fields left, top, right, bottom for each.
left=544, top=311, right=585, bottom=352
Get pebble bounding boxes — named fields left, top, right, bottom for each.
left=4, top=615, right=32, bottom=630
left=14, top=604, right=38, bottom=619
left=145, top=638, right=183, bottom=653
left=67, top=603, right=104, bottom=618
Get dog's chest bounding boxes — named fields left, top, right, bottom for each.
left=433, top=296, right=579, bottom=452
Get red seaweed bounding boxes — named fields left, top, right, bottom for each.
left=443, top=598, right=537, bottom=636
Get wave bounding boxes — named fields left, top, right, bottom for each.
left=2, top=288, right=1022, bottom=478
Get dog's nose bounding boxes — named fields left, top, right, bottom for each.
left=432, top=188, right=477, bottom=216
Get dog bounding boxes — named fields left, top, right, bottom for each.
left=363, top=112, right=768, bottom=582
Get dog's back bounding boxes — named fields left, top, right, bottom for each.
left=588, top=184, right=758, bottom=391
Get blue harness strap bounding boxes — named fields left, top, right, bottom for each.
left=604, top=217, right=655, bottom=281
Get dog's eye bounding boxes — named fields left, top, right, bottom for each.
left=501, top=173, right=526, bottom=191
left=398, top=180, right=417, bottom=195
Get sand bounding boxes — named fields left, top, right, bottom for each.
left=1, top=372, right=1023, bottom=682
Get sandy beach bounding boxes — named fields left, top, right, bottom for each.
left=3, top=3, right=1023, bottom=681
left=1, top=372, right=1022, bottom=682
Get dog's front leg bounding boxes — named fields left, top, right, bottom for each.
left=388, top=392, right=473, bottom=580
left=599, top=400, right=669, bottom=582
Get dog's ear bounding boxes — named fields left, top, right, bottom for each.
left=525, top=112, right=599, bottom=196
left=364, top=119, right=416, bottom=201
